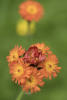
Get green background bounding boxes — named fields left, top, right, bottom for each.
left=0, top=0, right=67, bottom=100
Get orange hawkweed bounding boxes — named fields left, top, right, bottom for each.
left=19, top=1, right=44, bottom=21
left=9, top=60, right=31, bottom=84
left=22, top=68, right=45, bottom=93
left=40, top=55, right=61, bottom=80
left=7, top=43, right=62, bottom=94
left=7, top=46, right=25, bottom=63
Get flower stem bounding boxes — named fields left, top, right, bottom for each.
left=16, top=91, right=24, bottom=100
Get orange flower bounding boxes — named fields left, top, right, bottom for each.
left=31, top=43, right=52, bottom=54
left=9, top=60, right=31, bottom=85
left=7, top=46, right=25, bottom=63
left=19, top=1, right=44, bottom=21
left=40, top=55, right=61, bottom=80
left=7, top=43, right=62, bottom=94
left=22, top=68, right=45, bottom=93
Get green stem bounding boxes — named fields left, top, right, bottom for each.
left=28, top=21, right=31, bottom=35
left=16, top=91, right=24, bottom=100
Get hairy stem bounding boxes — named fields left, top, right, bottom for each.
left=16, top=91, right=24, bottom=100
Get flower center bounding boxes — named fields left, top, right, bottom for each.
left=27, top=76, right=37, bottom=87
left=14, top=65, right=24, bottom=77
left=11, top=51, right=18, bottom=61
left=46, top=62, right=55, bottom=72
left=27, top=5, right=37, bottom=14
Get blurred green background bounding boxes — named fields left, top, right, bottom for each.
left=0, top=0, right=67, bottom=100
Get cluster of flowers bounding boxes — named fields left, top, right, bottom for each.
left=7, top=43, right=61, bottom=93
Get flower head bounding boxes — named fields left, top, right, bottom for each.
left=7, top=46, right=25, bottom=63
left=19, top=1, right=44, bottom=21
left=9, top=60, right=31, bottom=84
left=22, top=68, right=45, bottom=93
left=39, top=55, right=61, bottom=80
